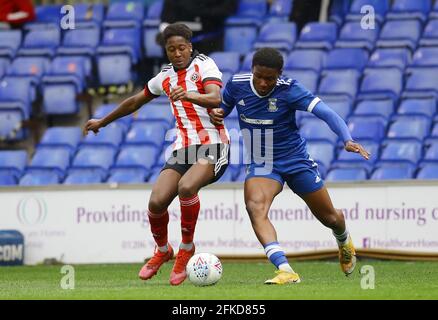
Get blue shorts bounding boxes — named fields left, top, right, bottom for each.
left=245, top=164, right=324, bottom=195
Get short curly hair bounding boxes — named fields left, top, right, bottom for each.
left=252, top=47, right=284, bottom=71
left=162, top=23, right=193, bottom=43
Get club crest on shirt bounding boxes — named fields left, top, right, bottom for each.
left=190, top=72, right=201, bottom=82
left=267, top=98, right=278, bottom=112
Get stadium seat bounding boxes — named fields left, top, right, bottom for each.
left=41, top=83, right=81, bottom=115
left=430, top=123, right=438, bottom=138
left=376, top=20, right=421, bottom=52
left=284, top=50, right=326, bottom=73
left=28, top=148, right=71, bottom=178
left=143, top=27, right=163, bottom=58
left=63, top=170, right=103, bottom=185
left=354, top=99, right=395, bottom=119
left=98, top=26, right=142, bottom=62
left=431, top=0, right=438, bottom=18
left=93, top=104, right=132, bottom=133
left=0, top=30, right=22, bottom=59
left=371, top=163, right=415, bottom=180
left=44, top=56, right=89, bottom=91
left=380, top=141, right=422, bottom=165
left=346, top=0, right=390, bottom=23
left=104, top=1, right=144, bottom=28
left=209, top=52, right=241, bottom=73
left=323, top=48, right=369, bottom=73
left=386, top=0, right=431, bottom=23
left=367, top=49, right=411, bottom=71
left=0, top=58, right=9, bottom=78
left=318, top=70, right=359, bottom=100
left=326, top=168, right=367, bottom=181
left=398, top=98, right=436, bottom=117
left=134, top=103, right=174, bottom=129
left=73, top=3, right=104, bottom=28
left=416, top=163, right=438, bottom=179
left=38, top=127, right=82, bottom=154
left=321, top=97, right=352, bottom=120
left=282, top=69, right=319, bottom=93
left=329, top=0, right=350, bottom=25
left=386, top=116, right=431, bottom=142
left=124, top=122, right=167, bottom=148
left=17, top=28, right=61, bottom=58
left=419, top=20, right=438, bottom=47
left=306, top=141, right=335, bottom=173
left=410, top=47, right=438, bottom=68
left=335, top=21, right=379, bottom=52
left=27, top=4, right=61, bottom=29
left=71, top=146, right=116, bottom=179
left=295, top=22, right=338, bottom=51
left=240, top=52, right=255, bottom=72
left=6, top=57, right=50, bottom=86
left=107, top=168, right=149, bottom=184
left=143, top=0, right=163, bottom=27
left=97, top=54, right=134, bottom=86
left=403, top=68, right=438, bottom=98
left=147, top=166, right=162, bottom=183
left=333, top=140, right=380, bottom=174
left=299, top=119, right=338, bottom=144
left=253, top=22, right=297, bottom=53
left=114, top=144, right=159, bottom=171
left=81, top=124, right=124, bottom=149
left=57, top=28, right=100, bottom=57
left=358, top=68, right=403, bottom=102
left=348, top=116, right=388, bottom=142
left=224, top=25, right=258, bottom=55
left=267, top=0, right=293, bottom=20
left=0, top=150, right=27, bottom=180
left=226, top=0, right=268, bottom=27
left=19, top=170, right=61, bottom=186
left=156, top=144, right=173, bottom=167
left=0, top=171, right=17, bottom=186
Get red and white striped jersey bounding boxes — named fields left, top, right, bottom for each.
left=144, top=53, right=229, bottom=151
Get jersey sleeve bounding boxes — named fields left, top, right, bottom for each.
left=220, top=78, right=236, bottom=117
left=287, top=81, right=321, bottom=112
left=201, top=57, right=223, bottom=88
left=144, top=72, right=163, bottom=97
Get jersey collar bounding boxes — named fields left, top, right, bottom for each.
left=250, top=74, right=276, bottom=98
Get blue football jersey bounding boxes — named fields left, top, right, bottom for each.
left=221, top=73, right=321, bottom=174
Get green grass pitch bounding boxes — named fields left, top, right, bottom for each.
left=1, top=260, right=438, bottom=300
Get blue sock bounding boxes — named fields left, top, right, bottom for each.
left=263, top=242, right=293, bottom=272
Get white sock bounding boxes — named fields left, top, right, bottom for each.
left=333, top=229, right=349, bottom=246
left=279, top=263, right=295, bottom=273
left=179, top=242, right=193, bottom=251
left=158, top=244, right=168, bottom=253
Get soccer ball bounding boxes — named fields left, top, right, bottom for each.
left=186, top=253, right=223, bottom=286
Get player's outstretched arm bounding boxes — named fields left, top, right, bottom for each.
left=83, top=90, right=153, bottom=135
left=344, top=140, right=370, bottom=160
left=169, top=83, right=221, bottom=109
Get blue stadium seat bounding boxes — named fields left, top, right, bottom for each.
left=386, top=116, right=431, bottom=142
left=0, top=150, right=27, bottom=180
left=209, top=52, right=241, bottom=73
left=44, top=56, right=89, bottom=91
left=41, top=83, right=81, bottom=115
left=104, top=1, right=144, bottom=28
left=348, top=116, right=388, bottom=142
left=333, top=141, right=380, bottom=174
left=423, top=143, right=438, bottom=163
left=430, top=123, right=438, bottom=138
left=267, top=0, right=293, bottom=20
left=403, top=68, right=438, bottom=98
left=135, top=103, right=174, bottom=129
left=318, top=70, right=359, bottom=100
left=226, top=0, right=268, bottom=27
left=81, top=124, right=124, bottom=149
left=295, top=22, right=338, bottom=51
left=376, top=20, right=421, bottom=52
left=380, top=141, right=422, bottom=165
left=335, top=21, right=379, bottom=52
left=73, top=3, right=104, bottom=28
left=419, top=20, right=438, bottom=47
left=143, top=27, right=163, bottom=58
left=93, top=104, right=133, bottom=133
left=410, top=47, right=438, bottom=67
left=156, top=144, right=173, bottom=167
left=107, top=168, right=148, bottom=184
left=124, top=122, right=167, bottom=148
left=147, top=166, right=162, bottom=183
left=299, top=119, right=338, bottom=144
left=321, top=97, right=352, bottom=120
left=329, top=0, right=350, bottom=25
left=284, top=50, right=326, bottom=73
left=98, top=27, right=141, bottom=63
left=346, top=0, right=390, bottom=23
left=0, top=58, right=9, bottom=78
left=97, top=54, right=134, bottom=86
left=306, top=141, right=335, bottom=174
left=431, top=0, right=438, bottom=18
left=240, top=52, right=254, bottom=72
left=38, top=127, right=82, bottom=154
left=143, top=0, right=163, bottom=27
left=71, top=146, right=116, bottom=179
left=28, top=148, right=71, bottom=178
left=367, top=48, right=411, bottom=71
left=17, top=28, right=61, bottom=58
left=323, top=48, right=368, bottom=73
left=416, top=164, right=438, bottom=179
left=354, top=99, right=395, bottom=119
left=224, top=25, right=258, bottom=55
left=114, top=144, right=159, bottom=171
left=6, top=57, right=50, bottom=86
left=358, top=68, right=403, bottom=102
left=282, top=69, right=320, bottom=93
left=326, top=168, right=367, bottom=181
left=371, top=163, right=415, bottom=180
left=57, top=28, right=100, bottom=57
left=27, top=4, right=61, bottom=29
left=0, top=30, right=22, bottom=59
left=19, top=170, right=61, bottom=186
left=387, top=0, right=431, bottom=23
left=398, top=98, right=436, bottom=117
left=253, top=22, right=297, bottom=53
left=63, top=170, right=103, bottom=185
left=0, top=171, right=17, bottom=186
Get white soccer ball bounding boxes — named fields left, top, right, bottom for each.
left=186, top=252, right=223, bottom=286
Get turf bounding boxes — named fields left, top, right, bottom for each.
left=1, top=260, right=437, bottom=300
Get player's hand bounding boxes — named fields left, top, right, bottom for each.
left=209, top=108, right=224, bottom=126
left=83, top=119, right=103, bottom=135
left=345, top=140, right=370, bottom=160
left=170, top=86, right=193, bottom=102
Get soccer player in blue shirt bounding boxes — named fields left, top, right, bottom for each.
left=210, top=48, right=370, bottom=284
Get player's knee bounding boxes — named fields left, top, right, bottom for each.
left=148, top=194, right=168, bottom=213
left=246, top=197, right=268, bottom=215
left=178, top=180, right=198, bottom=198
left=323, top=212, right=342, bottom=229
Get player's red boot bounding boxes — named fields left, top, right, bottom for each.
left=138, top=244, right=174, bottom=280
left=169, top=245, right=195, bottom=286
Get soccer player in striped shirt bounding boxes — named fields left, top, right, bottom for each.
left=210, top=47, right=370, bottom=284
left=84, top=23, right=229, bottom=285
